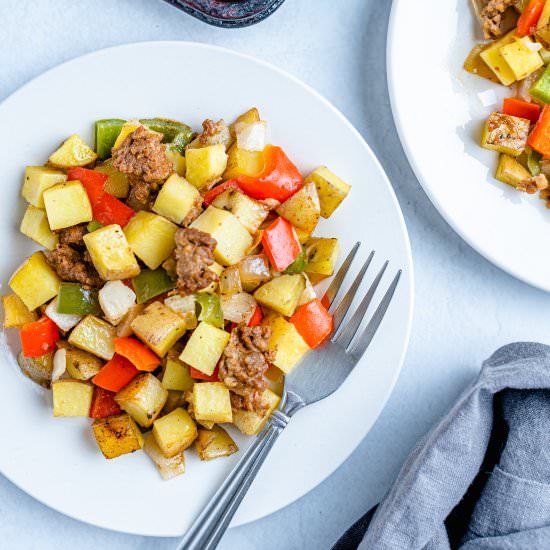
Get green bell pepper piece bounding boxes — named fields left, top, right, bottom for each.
left=526, top=146, right=542, bottom=176
left=133, top=268, right=176, bottom=304
left=140, top=118, right=194, bottom=153
left=57, top=283, right=101, bottom=315
left=284, top=248, right=307, bottom=274
left=195, top=293, right=224, bottom=328
left=530, top=65, right=550, bottom=104
left=87, top=220, right=103, bottom=233
left=95, top=119, right=126, bottom=160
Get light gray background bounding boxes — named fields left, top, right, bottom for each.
left=2, top=1, right=550, bottom=549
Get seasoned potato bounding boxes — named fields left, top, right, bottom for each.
left=48, top=134, right=97, bottom=168
left=131, top=301, right=186, bottom=357
left=20, top=205, right=59, bottom=250
left=480, top=30, right=517, bottom=86
left=152, top=173, right=201, bottom=225
left=116, top=303, right=145, bottom=338
left=265, top=316, right=309, bottom=374
left=195, top=425, right=238, bottom=461
left=186, top=144, right=228, bottom=189
left=43, top=181, right=93, bottom=230
left=179, top=322, right=230, bottom=377
left=186, top=390, right=215, bottom=429
left=212, top=189, right=270, bottom=234
left=165, top=149, right=186, bottom=177
left=161, top=353, right=195, bottom=391
left=163, top=390, right=187, bottom=415
left=304, top=166, right=351, bottom=219
left=2, top=294, right=37, bottom=328
left=500, top=38, right=543, bottom=81
left=52, top=379, right=94, bottom=417
left=481, top=112, right=530, bottom=157
left=223, top=144, right=264, bottom=180
left=190, top=206, right=252, bottom=266
left=115, top=373, right=168, bottom=428
left=68, top=315, right=116, bottom=360
left=22, top=166, right=67, bottom=208
left=124, top=211, right=178, bottom=270
left=92, top=413, right=144, bottom=459
left=253, top=274, right=305, bottom=317
left=276, top=182, right=320, bottom=234
left=193, top=382, right=233, bottom=424
left=9, top=252, right=61, bottom=311
left=495, top=154, right=532, bottom=187
left=463, top=44, right=501, bottom=84
left=17, top=351, right=53, bottom=387
left=95, top=159, right=130, bottom=198
left=304, top=238, right=340, bottom=277
left=84, top=224, right=140, bottom=280
left=65, top=348, right=104, bottom=380
left=233, top=389, right=281, bottom=435
left=230, top=107, right=260, bottom=134
left=152, top=407, right=198, bottom=457
left=164, top=294, right=199, bottom=329
left=143, top=431, right=185, bottom=480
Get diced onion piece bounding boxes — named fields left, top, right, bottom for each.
left=520, top=37, right=543, bottom=52
left=143, top=432, right=185, bottom=480
left=45, top=297, right=82, bottom=331
left=52, top=348, right=67, bottom=382
left=297, top=273, right=317, bottom=306
left=164, top=294, right=198, bottom=330
left=221, top=292, right=257, bottom=324
left=220, top=266, right=242, bottom=295
left=238, top=254, right=271, bottom=291
left=98, top=281, right=136, bottom=325
left=235, top=121, right=267, bottom=152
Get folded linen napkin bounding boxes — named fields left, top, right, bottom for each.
left=333, top=342, right=550, bottom=549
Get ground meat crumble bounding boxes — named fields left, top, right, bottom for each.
left=480, top=0, right=518, bottom=40
left=45, top=244, right=102, bottom=288
left=219, top=325, right=274, bottom=414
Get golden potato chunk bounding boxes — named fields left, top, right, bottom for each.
left=481, top=112, right=530, bottom=157
left=233, top=389, right=281, bottom=435
left=92, top=413, right=144, bottom=459
left=2, top=294, right=37, bottom=328
left=20, top=205, right=59, bottom=250
left=195, top=425, right=239, bottom=461
left=22, top=166, right=67, bottom=208
left=52, top=379, right=94, bottom=417
left=43, top=181, right=93, bottom=230
left=68, top=315, right=116, bottom=360
left=253, top=274, right=305, bottom=317
left=152, top=407, right=198, bottom=458
left=304, top=166, right=351, bottom=219
left=48, top=134, right=97, bottom=168
left=179, top=322, right=230, bottom=376
left=265, top=316, right=309, bottom=374
left=193, top=382, right=233, bottom=424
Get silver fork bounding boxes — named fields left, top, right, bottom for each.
left=176, top=243, right=402, bottom=550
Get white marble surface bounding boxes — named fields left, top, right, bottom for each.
left=2, top=1, right=550, bottom=549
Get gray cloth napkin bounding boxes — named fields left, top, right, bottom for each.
left=334, top=342, right=550, bottom=549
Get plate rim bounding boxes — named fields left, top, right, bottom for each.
left=0, top=39, right=415, bottom=536
left=387, top=0, right=550, bottom=293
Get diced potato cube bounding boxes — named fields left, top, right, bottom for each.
left=130, top=301, right=186, bottom=357
left=22, top=166, right=67, bottom=208
left=161, top=353, right=195, bottom=391
left=98, top=280, right=136, bottom=325
left=65, top=348, right=103, bottom=380
left=233, top=389, right=281, bottom=435
left=495, top=154, right=532, bottom=187
left=92, top=413, right=144, bottom=459
left=253, top=274, right=305, bottom=317
left=143, top=431, right=185, bottom=480
left=179, top=322, right=230, bottom=376
left=52, top=379, right=94, bottom=416
left=463, top=43, right=501, bottom=83
left=304, top=166, right=351, bottom=218
left=265, top=316, right=309, bottom=374
left=223, top=144, right=264, bottom=180
left=152, top=173, right=201, bottom=225
left=95, top=159, right=129, bottom=198
left=2, top=294, right=37, bottom=328
left=45, top=297, right=82, bottom=331
left=68, top=315, right=116, bottom=360
left=500, top=38, right=543, bottom=80
left=20, top=205, right=59, bottom=250
left=124, top=211, right=178, bottom=269
left=164, top=294, right=198, bottom=329
left=165, top=149, right=186, bottom=177
left=84, top=224, right=140, bottom=280
left=305, top=238, right=340, bottom=276
left=193, top=382, right=233, bottom=424
left=9, top=252, right=61, bottom=311
left=276, top=181, right=320, bottom=233
left=190, top=206, right=252, bottom=266
left=186, top=390, right=215, bottom=429
left=481, top=112, right=530, bottom=157
left=17, top=351, right=53, bottom=387
left=115, top=373, right=168, bottom=428
left=231, top=107, right=260, bottom=133
left=152, top=407, right=198, bottom=457
left=163, top=390, right=186, bottom=415
left=112, top=121, right=141, bottom=150
left=186, top=144, right=228, bottom=189
left=43, top=180, right=92, bottom=230
left=48, top=134, right=97, bottom=168
left=480, top=30, right=517, bottom=86
left=213, top=189, right=270, bottom=234
left=195, top=425, right=239, bottom=460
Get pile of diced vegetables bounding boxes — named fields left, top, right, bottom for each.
left=1, top=108, right=351, bottom=479
left=465, top=0, right=550, bottom=202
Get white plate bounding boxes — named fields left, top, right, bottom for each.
left=0, top=42, right=413, bottom=536
left=389, top=0, right=550, bottom=292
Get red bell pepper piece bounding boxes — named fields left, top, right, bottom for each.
left=203, top=180, right=242, bottom=206
left=92, top=354, right=140, bottom=392
left=20, top=316, right=59, bottom=357
left=290, top=299, right=333, bottom=348
left=262, top=216, right=302, bottom=272
left=114, top=337, right=161, bottom=372
left=190, top=365, right=220, bottom=382
left=68, top=167, right=135, bottom=227
left=528, top=105, right=550, bottom=156
left=503, top=98, right=541, bottom=124
left=235, top=145, right=302, bottom=202
left=248, top=305, right=264, bottom=327
left=89, top=387, right=122, bottom=418
left=517, top=0, right=546, bottom=36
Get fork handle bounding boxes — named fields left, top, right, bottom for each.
left=176, top=408, right=291, bottom=550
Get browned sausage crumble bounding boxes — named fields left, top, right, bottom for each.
left=219, top=325, right=274, bottom=414
left=174, top=228, right=218, bottom=295
left=57, top=224, right=88, bottom=247
left=480, top=0, right=518, bottom=39
left=45, top=244, right=102, bottom=288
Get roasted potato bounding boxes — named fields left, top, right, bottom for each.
left=223, top=144, right=264, bottom=180
left=233, top=389, right=281, bottom=435
left=52, top=379, right=94, bottom=417
left=265, top=316, right=309, bottom=374
left=20, top=205, right=59, bottom=250
left=152, top=407, right=198, bottom=457
left=161, top=352, right=195, bottom=392
left=17, top=351, right=53, bottom=387
left=65, top=348, right=104, bottom=380
left=43, top=181, right=93, bottom=230
left=276, top=181, right=320, bottom=234
left=212, top=189, right=270, bottom=234
left=22, top=166, right=67, bottom=208
left=253, top=274, right=305, bottom=317
left=2, top=294, right=37, bottom=328
left=68, top=315, right=116, bottom=360
left=92, top=413, right=144, bottom=459
left=480, top=30, right=517, bottom=86
left=304, top=166, right=351, bottom=219
left=193, top=382, right=233, bottom=424
left=186, top=144, right=228, bottom=189
left=152, top=173, right=201, bottom=225
left=304, top=238, right=340, bottom=277
left=143, top=431, right=185, bottom=480
left=163, top=390, right=187, bottom=415
left=48, top=134, right=97, bottom=168
left=195, top=425, right=238, bottom=461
